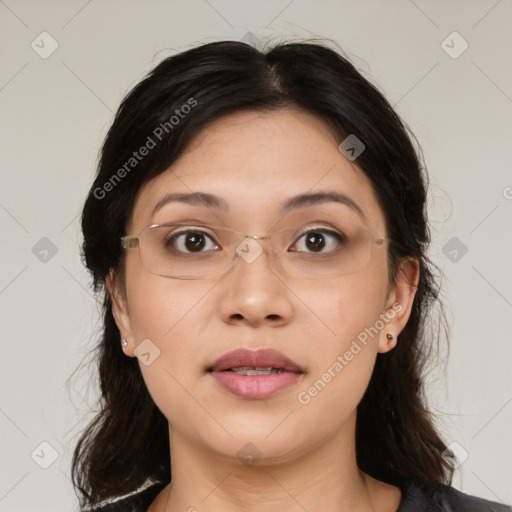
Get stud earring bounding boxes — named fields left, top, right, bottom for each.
left=386, top=334, right=394, bottom=341
left=121, top=339, right=128, bottom=348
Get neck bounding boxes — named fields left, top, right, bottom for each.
left=150, top=413, right=400, bottom=512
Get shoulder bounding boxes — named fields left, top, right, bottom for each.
left=398, top=482, right=511, bottom=512
left=81, top=483, right=166, bottom=512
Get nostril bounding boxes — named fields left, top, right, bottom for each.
left=266, top=314, right=280, bottom=321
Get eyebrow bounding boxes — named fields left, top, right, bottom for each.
left=152, top=192, right=228, bottom=215
left=282, top=191, right=365, bottom=220
left=152, top=191, right=365, bottom=220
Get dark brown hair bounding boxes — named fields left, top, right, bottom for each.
left=72, top=39, right=453, bottom=508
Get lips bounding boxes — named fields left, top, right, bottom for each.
left=208, top=348, right=304, bottom=374
left=208, top=348, right=304, bottom=400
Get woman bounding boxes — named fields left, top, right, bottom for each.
left=72, top=40, right=510, bottom=511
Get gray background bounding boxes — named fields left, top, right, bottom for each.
left=1, top=1, right=511, bottom=510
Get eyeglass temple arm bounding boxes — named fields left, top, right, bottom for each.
left=121, top=237, right=139, bottom=249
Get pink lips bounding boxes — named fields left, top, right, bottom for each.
left=208, top=348, right=304, bottom=399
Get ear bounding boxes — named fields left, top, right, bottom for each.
left=105, top=269, right=136, bottom=357
left=377, top=257, right=420, bottom=354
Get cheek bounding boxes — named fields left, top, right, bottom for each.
left=125, top=269, right=214, bottom=341
left=305, top=271, right=388, bottom=350
left=123, top=273, right=218, bottom=424
left=295, top=273, right=387, bottom=408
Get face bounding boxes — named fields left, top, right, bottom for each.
left=109, top=108, right=417, bottom=466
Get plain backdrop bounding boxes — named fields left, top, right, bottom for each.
left=1, top=1, right=511, bottom=511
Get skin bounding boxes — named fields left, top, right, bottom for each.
left=107, top=108, right=419, bottom=512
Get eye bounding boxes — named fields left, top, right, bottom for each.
left=165, top=229, right=220, bottom=254
left=290, top=229, right=347, bottom=254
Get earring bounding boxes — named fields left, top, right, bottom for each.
left=386, top=334, right=394, bottom=341
left=121, top=339, right=128, bottom=348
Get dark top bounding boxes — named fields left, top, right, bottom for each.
left=85, top=481, right=511, bottom=511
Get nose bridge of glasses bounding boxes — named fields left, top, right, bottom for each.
left=232, top=230, right=281, bottom=266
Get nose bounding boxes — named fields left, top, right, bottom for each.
left=216, top=238, right=294, bottom=328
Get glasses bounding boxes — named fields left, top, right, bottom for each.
left=120, top=221, right=387, bottom=280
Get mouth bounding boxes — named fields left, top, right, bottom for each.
left=207, top=347, right=304, bottom=374
left=207, top=348, right=304, bottom=399
left=225, top=367, right=285, bottom=376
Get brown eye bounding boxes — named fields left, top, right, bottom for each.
left=166, top=230, right=219, bottom=254
left=304, top=232, right=326, bottom=252
left=291, top=229, right=346, bottom=254
left=183, top=232, right=207, bottom=252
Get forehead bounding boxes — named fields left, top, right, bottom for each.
left=128, top=109, right=386, bottom=234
